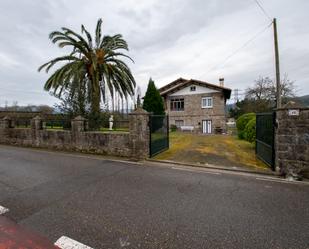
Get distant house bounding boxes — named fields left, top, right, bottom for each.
left=158, top=78, right=231, bottom=134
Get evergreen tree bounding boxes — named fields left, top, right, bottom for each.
left=143, top=78, right=165, bottom=115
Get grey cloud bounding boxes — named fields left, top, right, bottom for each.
left=0, top=0, right=308, bottom=106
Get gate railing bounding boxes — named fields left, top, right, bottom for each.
left=256, top=112, right=275, bottom=170
left=149, top=115, right=169, bottom=157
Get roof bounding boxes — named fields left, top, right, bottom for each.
left=158, top=78, right=232, bottom=99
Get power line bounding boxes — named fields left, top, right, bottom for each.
left=253, top=0, right=272, bottom=22
left=205, top=21, right=273, bottom=74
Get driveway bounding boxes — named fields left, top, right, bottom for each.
left=0, top=145, right=308, bottom=249
left=155, top=132, right=270, bottom=172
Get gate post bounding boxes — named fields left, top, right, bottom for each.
left=129, top=107, right=150, bottom=159
left=0, top=116, right=11, bottom=143
left=275, top=103, right=309, bottom=179
left=71, top=116, right=86, bottom=148
left=31, top=116, right=43, bottom=146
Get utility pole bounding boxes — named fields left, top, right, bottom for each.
left=273, top=18, right=281, bottom=108
left=233, top=89, right=239, bottom=104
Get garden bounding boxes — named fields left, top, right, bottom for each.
left=154, top=113, right=269, bottom=172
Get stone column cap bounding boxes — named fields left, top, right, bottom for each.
left=129, top=107, right=150, bottom=115
left=33, top=115, right=43, bottom=120
left=73, top=115, right=86, bottom=121
left=2, top=116, right=11, bottom=120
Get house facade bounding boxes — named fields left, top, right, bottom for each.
left=159, top=78, right=231, bottom=134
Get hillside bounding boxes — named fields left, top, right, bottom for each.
left=294, top=95, right=309, bottom=107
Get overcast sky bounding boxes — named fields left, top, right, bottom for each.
left=0, top=0, right=308, bottom=106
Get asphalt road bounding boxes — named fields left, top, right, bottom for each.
left=0, top=145, right=308, bottom=249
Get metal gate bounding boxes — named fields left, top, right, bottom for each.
left=149, top=115, right=169, bottom=157
left=256, top=112, right=275, bottom=170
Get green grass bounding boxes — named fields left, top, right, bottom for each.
left=45, top=126, right=64, bottom=130
left=14, top=126, right=31, bottom=129
left=155, top=132, right=269, bottom=171
left=99, top=127, right=129, bottom=133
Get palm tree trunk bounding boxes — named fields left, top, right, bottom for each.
left=89, top=77, right=101, bottom=129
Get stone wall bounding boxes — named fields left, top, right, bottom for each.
left=276, top=107, right=309, bottom=178
left=166, top=92, right=227, bottom=133
left=0, top=109, right=150, bottom=160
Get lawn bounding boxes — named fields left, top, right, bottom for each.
left=99, top=127, right=129, bottom=133
left=154, top=132, right=269, bottom=171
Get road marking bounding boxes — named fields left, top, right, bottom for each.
left=54, top=236, right=93, bottom=249
left=172, top=167, right=221, bottom=175
left=0, top=205, right=9, bottom=215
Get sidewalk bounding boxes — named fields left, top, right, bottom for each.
left=147, top=158, right=277, bottom=176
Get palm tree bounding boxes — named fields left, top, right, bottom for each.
left=38, top=18, right=136, bottom=128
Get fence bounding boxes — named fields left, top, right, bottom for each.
left=44, top=119, right=71, bottom=130
left=0, top=109, right=150, bottom=159
left=13, top=118, right=32, bottom=128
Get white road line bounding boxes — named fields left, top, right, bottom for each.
left=172, top=167, right=221, bottom=175
left=0, top=205, right=9, bottom=215
left=55, top=236, right=93, bottom=249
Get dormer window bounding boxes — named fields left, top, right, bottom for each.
left=190, top=86, right=196, bottom=91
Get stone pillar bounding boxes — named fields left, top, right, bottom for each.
left=31, top=116, right=43, bottom=146
left=71, top=116, right=86, bottom=147
left=0, top=116, right=11, bottom=129
left=0, top=116, right=11, bottom=143
left=71, top=115, right=86, bottom=133
left=31, top=116, right=43, bottom=130
left=275, top=103, right=309, bottom=180
left=129, top=107, right=150, bottom=159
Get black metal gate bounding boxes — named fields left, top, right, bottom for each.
left=149, top=115, right=169, bottom=157
left=256, top=112, right=275, bottom=170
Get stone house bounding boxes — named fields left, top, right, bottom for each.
left=159, top=78, right=231, bottom=134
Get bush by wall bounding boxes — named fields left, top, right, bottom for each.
left=170, top=124, right=177, bottom=132
left=236, top=113, right=256, bottom=141
left=244, top=117, right=256, bottom=143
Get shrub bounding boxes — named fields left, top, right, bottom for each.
left=236, top=113, right=255, bottom=139
left=244, top=117, right=256, bottom=143
left=170, top=124, right=177, bottom=132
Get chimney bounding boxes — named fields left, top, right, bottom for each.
left=219, top=78, right=224, bottom=87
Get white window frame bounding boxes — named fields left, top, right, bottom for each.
left=201, top=97, right=213, bottom=108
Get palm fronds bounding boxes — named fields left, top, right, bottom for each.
left=39, top=18, right=136, bottom=127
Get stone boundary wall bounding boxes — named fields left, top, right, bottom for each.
left=0, top=108, right=150, bottom=160
left=276, top=107, right=309, bottom=178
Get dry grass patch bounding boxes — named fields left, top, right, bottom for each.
left=155, top=132, right=269, bottom=171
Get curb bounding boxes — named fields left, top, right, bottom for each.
left=146, top=159, right=279, bottom=177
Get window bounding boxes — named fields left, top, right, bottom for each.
left=202, top=97, right=213, bottom=108
left=170, top=98, right=184, bottom=111
left=190, top=86, right=196, bottom=91
left=175, top=120, right=184, bottom=128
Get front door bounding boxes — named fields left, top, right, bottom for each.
left=202, top=120, right=212, bottom=134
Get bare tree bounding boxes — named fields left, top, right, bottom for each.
left=270, top=73, right=296, bottom=101
left=246, top=75, right=296, bottom=103
left=245, top=76, right=273, bottom=100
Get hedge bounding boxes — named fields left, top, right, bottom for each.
left=236, top=113, right=256, bottom=141
left=244, top=117, right=256, bottom=143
